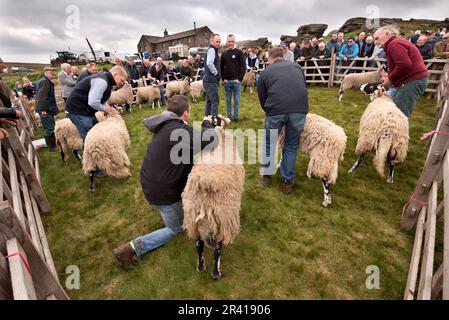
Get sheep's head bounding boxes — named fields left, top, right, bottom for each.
left=360, top=82, right=390, bottom=101
left=183, top=78, right=191, bottom=90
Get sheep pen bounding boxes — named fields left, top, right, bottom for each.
left=182, top=120, right=245, bottom=280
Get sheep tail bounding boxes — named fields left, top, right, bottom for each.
left=373, top=133, right=392, bottom=178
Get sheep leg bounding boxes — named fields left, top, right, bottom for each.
left=73, top=149, right=82, bottom=161
left=387, top=160, right=395, bottom=184
left=321, top=178, right=332, bottom=208
left=348, top=154, right=366, bottom=174
left=151, top=100, right=155, bottom=109
left=158, top=99, right=161, bottom=108
left=196, top=239, right=206, bottom=272
left=60, top=149, right=66, bottom=163
left=89, top=171, right=95, bottom=192
left=338, top=89, right=344, bottom=102
left=211, top=241, right=222, bottom=280
left=250, top=86, right=253, bottom=94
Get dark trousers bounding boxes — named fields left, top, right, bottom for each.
left=203, top=82, right=219, bottom=116
left=40, top=114, right=55, bottom=137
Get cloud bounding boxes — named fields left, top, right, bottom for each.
left=0, top=0, right=447, bottom=62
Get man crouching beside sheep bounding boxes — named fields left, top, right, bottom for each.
left=114, top=95, right=218, bottom=270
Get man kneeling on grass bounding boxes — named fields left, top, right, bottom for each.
left=114, top=95, right=218, bottom=269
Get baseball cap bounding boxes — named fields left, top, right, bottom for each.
left=280, top=41, right=288, bottom=48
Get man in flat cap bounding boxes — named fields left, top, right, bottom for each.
left=35, top=66, right=59, bottom=151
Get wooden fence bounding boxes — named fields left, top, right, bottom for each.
left=402, top=63, right=449, bottom=300
left=300, top=56, right=448, bottom=93
left=0, top=97, right=68, bottom=300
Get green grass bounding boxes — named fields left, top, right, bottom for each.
left=38, top=85, right=435, bottom=299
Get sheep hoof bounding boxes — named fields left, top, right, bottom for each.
left=89, top=188, right=95, bottom=193
left=322, top=200, right=331, bottom=208
left=197, top=258, right=206, bottom=272
left=211, top=271, right=221, bottom=280
left=386, top=177, right=394, bottom=184
left=347, top=169, right=354, bottom=174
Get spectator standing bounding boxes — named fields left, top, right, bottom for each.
left=298, top=40, right=315, bottom=65
left=411, top=30, right=421, bottom=45
left=220, top=34, right=246, bottom=123
left=338, top=37, right=359, bottom=72
left=77, top=63, right=98, bottom=83
left=416, top=35, right=434, bottom=60
left=280, top=42, right=294, bottom=62
left=58, top=63, right=76, bottom=106
left=327, top=33, right=339, bottom=54
left=177, top=59, right=195, bottom=79
left=203, top=34, right=221, bottom=116
left=35, top=67, right=59, bottom=151
left=290, top=42, right=301, bottom=61
left=246, top=48, right=260, bottom=70
left=433, top=33, right=449, bottom=59
left=22, top=78, right=36, bottom=99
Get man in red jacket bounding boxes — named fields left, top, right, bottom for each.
left=374, top=26, right=429, bottom=117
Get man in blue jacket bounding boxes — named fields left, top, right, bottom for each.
left=257, top=47, right=309, bottom=194
left=338, top=37, right=359, bottom=73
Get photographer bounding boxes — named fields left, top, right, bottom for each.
left=114, top=95, right=219, bottom=269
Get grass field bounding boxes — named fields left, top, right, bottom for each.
left=37, top=85, right=435, bottom=299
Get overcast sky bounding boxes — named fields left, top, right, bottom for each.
left=1, top=0, right=448, bottom=63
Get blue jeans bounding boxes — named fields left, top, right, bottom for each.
left=260, top=113, right=307, bottom=182
left=67, top=113, right=98, bottom=141
left=224, top=80, right=241, bottom=120
left=131, top=201, right=184, bottom=256
left=159, top=86, right=166, bottom=105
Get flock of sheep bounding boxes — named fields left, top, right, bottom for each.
left=52, top=67, right=410, bottom=279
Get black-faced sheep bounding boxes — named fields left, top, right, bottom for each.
left=242, top=69, right=257, bottom=94
left=55, top=118, right=83, bottom=162
left=83, top=108, right=131, bottom=192
left=278, top=113, right=347, bottom=207
left=182, top=117, right=245, bottom=280
left=348, top=83, right=409, bottom=183
left=338, top=67, right=386, bottom=101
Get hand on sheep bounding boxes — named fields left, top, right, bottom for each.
left=104, top=105, right=114, bottom=114
left=382, top=78, right=392, bottom=89
left=41, top=111, right=48, bottom=117
left=0, top=128, right=9, bottom=140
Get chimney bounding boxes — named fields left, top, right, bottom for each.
left=194, top=22, right=196, bottom=33
left=164, top=28, right=168, bottom=37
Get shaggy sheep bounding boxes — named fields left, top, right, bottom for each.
left=182, top=117, right=245, bottom=280
left=190, top=80, right=204, bottom=103
left=165, top=78, right=190, bottom=98
left=278, top=113, right=347, bottom=207
left=55, top=118, right=83, bottom=162
left=135, top=84, right=161, bottom=109
left=348, top=84, right=409, bottom=183
left=242, top=69, right=257, bottom=94
left=338, top=67, right=386, bottom=101
left=108, top=82, right=134, bottom=106
left=83, top=108, right=131, bottom=192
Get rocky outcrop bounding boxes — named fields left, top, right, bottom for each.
left=338, top=17, right=449, bottom=34
left=236, top=37, right=271, bottom=50
left=280, top=23, right=328, bottom=44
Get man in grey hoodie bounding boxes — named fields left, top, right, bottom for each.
left=114, top=95, right=218, bottom=269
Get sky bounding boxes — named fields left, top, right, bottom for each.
left=0, top=0, right=448, bottom=63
